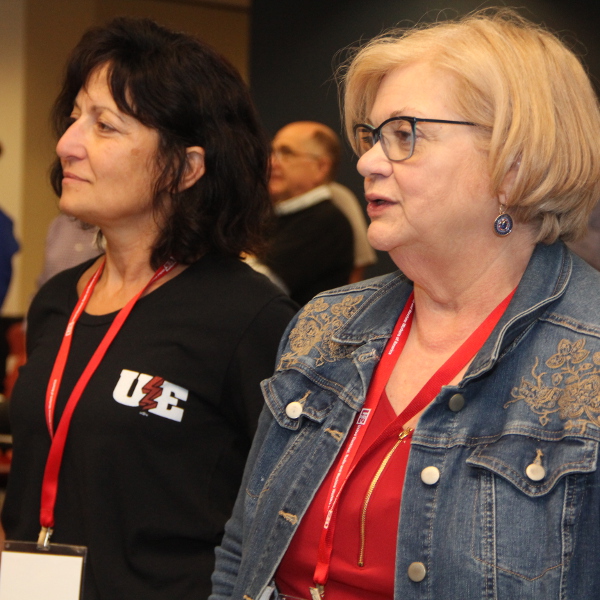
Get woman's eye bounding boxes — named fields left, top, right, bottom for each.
left=392, top=128, right=413, bottom=147
left=97, top=121, right=115, bottom=132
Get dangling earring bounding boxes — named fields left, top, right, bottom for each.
left=494, top=204, right=513, bottom=236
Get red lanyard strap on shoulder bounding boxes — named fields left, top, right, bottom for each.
left=45, top=260, right=105, bottom=438
left=39, top=258, right=176, bottom=540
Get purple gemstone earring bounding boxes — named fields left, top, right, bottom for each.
left=494, top=204, right=513, bottom=236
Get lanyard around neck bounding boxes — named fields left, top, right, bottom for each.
left=38, top=258, right=177, bottom=543
left=311, top=287, right=516, bottom=594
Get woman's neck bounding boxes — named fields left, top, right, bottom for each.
left=394, top=229, right=536, bottom=352
left=77, top=236, right=184, bottom=316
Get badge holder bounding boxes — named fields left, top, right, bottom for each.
left=0, top=528, right=87, bottom=600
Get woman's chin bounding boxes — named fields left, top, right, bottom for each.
left=367, top=225, right=405, bottom=254
left=58, top=199, right=92, bottom=224
left=58, top=196, right=77, bottom=216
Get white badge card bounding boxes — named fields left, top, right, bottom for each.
left=0, top=540, right=87, bottom=600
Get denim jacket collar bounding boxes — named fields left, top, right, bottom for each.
left=330, top=241, right=571, bottom=377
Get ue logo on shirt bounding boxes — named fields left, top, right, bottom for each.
left=112, top=369, right=188, bottom=422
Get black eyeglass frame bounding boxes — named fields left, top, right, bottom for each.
left=353, top=116, right=478, bottom=162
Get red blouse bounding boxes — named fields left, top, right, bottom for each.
left=276, top=390, right=412, bottom=599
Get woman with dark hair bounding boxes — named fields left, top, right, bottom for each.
left=1, top=17, right=296, bottom=599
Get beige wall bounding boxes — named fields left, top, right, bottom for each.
left=18, top=0, right=97, bottom=317
left=0, top=0, right=250, bottom=316
left=0, top=0, right=26, bottom=315
left=97, top=0, right=250, bottom=79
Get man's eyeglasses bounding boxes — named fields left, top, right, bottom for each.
left=353, top=116, right=478, bottom=162
left=272, top=146, right=322, bottom=164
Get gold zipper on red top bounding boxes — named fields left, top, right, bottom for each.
left=358, top=428, right=413, bottom=567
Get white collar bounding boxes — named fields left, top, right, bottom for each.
left=274, top=184, right=331, bottom=216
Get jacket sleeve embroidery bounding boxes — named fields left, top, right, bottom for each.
left=505, top=338, right=600, bottom=433
left=279, top=295, right=364, bottom=368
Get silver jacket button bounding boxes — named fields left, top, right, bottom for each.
left=526, top=449, right=546, bottom=481
left=526, top=463, right=546, bottom=481
left=420, top=466, right=440, bottom=485
left=285, top=401, right=303, bottom=419
left=448, top=393, right=465, bottom=412
left=407, top=561, right=427, bottom=582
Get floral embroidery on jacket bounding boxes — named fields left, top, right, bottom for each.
left=278, top=295, right=363, bottom=368
left=506, top=338, right=600, bottom=433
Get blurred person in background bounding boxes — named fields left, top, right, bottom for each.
left=0, top=142, right=19, bottom=311
left=264, top=121, right=356, bottom=305
left=37, top=213, right=101, bottom=289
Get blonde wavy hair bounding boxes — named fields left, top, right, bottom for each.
left=341, top=8, right=600, bottom=242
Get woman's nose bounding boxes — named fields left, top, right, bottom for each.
left=356, top=140, right=392, bottom=178
left=56, top=119, right=85, bottom=160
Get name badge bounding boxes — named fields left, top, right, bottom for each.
left=0, top=540, right=87, bottom=600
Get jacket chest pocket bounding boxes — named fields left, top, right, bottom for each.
left=248, top=377, right=350, bottom=501
left=466, top=435, right=597, bottom=584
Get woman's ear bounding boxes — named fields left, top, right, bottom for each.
left=179, top=146, right=205, bottom=192
left=498, top=159, right=520, bottom=204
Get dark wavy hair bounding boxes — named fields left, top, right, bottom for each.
left=50, top=17, right=272, bottom=267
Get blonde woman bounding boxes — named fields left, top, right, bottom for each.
left=211, top=9, right=600, bottom=600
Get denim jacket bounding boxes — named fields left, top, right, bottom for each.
left=211, top=242, right=600, bottom=600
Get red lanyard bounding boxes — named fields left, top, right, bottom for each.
left=311, top=288, right=515, bottom=594
left=38, top=258, right=177, bottom=543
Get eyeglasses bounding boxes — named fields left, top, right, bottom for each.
left=353, top=116, right=478, bottom=162
left=271, top=146, right=322, bottom=164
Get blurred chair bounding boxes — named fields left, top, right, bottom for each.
left=0, top=317, right=25, bottom=479
left=3, top=319, right=25, bottom=401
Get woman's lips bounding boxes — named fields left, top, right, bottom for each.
left=366, top=195, right=395, bottom=217
left=62, top=171, right=87, bottom=183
